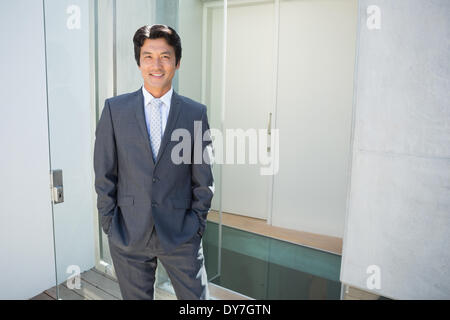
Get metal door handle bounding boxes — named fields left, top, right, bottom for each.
left=267, top=112, right=272, bottom=153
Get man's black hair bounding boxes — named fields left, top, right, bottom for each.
left=133, top=24, right=182, bottom=67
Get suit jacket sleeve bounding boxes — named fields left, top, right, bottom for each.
left=94, top=99, right=118, bottom=234
left=191, top=106, right=215, bottom=235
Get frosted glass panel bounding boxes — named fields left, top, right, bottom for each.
left=271, top=0, right=357, bottom=237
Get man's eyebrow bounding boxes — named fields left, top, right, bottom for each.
left=142, top=51, right=172, bottom=55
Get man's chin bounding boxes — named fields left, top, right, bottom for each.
left=148, top=79, right=168, bottom=86
left=144, top=83, right=171, bottom=96
left=145, top=82, right=164, bottom=90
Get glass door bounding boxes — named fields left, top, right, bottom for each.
left=208, top=0, right=277, bottom=298
left=43, top=0, right=96, bottom=299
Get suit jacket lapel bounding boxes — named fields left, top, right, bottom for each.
left=133, top=88, right=156, bottom=167
left=154, top=90, right=182, bottom=168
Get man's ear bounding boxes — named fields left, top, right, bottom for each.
left=176, top=59, right=181, bottom=70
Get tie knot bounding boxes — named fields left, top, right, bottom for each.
left=151, top=99, right=163, bottom=109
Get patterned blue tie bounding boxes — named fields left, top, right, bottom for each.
left=149, top=99, right=163, bottom=162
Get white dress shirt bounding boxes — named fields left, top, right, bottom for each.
left=142, top=86, right=172, bottom=139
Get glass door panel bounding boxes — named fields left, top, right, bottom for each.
left=215, top=0, right=356, bottom=299
left=208, top=0, right=275, bottom=297
left=43, top=0, right=96, bottom=299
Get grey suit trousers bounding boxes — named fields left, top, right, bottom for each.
left=108, top=226, right=209, bottom=300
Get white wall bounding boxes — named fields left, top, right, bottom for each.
left=0, top=0, right=56, bottom=299
left=341, top=0, right=450, bottom=299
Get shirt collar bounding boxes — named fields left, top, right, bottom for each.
left=142, top=86, right=173, bottom=108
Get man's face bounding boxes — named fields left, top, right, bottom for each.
left=139, top=37, right=180, bottom=97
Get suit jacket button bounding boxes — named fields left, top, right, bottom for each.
left=152, top=178, right=156, bottom=183
left=151, top=202, right=157, bottom=208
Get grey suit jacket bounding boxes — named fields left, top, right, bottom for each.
left=94, top=88, right=214, bottom=253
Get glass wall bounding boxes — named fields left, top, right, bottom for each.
left=44, top=0, right=356, bottom=300
left=210, top=0, right=357, bottom=299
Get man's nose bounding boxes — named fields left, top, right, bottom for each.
left=151, top=57, right=162, bottom=68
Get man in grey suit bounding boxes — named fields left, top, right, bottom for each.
left=94, top=25, right=214, bottom=300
